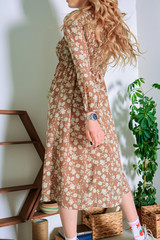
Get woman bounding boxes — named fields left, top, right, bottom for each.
left=41, top=0, right=156, bottom=240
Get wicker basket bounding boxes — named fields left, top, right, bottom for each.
left=141, top=205, right=160, bottom=239
left=81, top=207, right=123, bottom=239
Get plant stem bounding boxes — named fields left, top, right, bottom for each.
left=144, top=87, right=153, bottom=96
left=143, top=158, right=147, bottom=189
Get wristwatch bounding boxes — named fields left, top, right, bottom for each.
left=85, top=113, right=98, bottom=120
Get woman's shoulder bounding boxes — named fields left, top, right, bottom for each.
left=64, top=9, right=93, bottom=27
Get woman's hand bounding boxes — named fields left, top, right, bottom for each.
left=85, top=119, right=105, bottom=147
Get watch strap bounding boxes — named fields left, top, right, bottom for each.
left=85, top=113, right=98, bottom=120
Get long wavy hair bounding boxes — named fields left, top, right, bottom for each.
left=60, top=0, right=143, bottom=69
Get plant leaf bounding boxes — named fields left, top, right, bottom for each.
left=152, top=83, right=160, bottom=90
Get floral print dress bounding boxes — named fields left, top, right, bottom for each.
left=41, top=9, right=131, bottom=210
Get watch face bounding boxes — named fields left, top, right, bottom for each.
left=93, top=113, right=98, bottom=120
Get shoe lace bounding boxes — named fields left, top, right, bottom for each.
left=142, top=224, right=156, bottom=240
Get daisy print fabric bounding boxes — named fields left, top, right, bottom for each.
left=41, top=10, right=131, bottom=210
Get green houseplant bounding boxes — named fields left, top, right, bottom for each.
left=127, top=78, right=160, bottom=213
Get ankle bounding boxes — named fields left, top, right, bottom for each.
left=128, top=216, right=144, bottom=240
left=64, top=233, right=77, bottom=240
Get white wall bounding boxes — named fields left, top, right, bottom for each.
left=106, top=0, right=139, bottom=190
left=0, top=0, right=159, bottom=239
left=0, top=0, right=66, bottom=238
left=136, top=0, right=160, bottom=202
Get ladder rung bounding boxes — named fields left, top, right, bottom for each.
left=0, top=110, right=26, bottom=115
left=32, top=211, right=59, bottom=220
left=0, top=184, right=38, bottom=193
left=0, top=140, right=38, bottom=145
left=0, top=109, right=45, bottom=225
left=0, top=216, right=24, bottom=227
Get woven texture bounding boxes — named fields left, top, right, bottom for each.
left=81, top=207, right=123, bottom=239
left=141, top=205, right=160, bottom=239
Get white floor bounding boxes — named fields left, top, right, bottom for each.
left=102, top=228, right=133, bottom=240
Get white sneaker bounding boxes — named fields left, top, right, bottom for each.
left=142, top=224, right=158, bottom=240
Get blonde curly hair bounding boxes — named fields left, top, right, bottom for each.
left=60, top=0, right=143, bottom=70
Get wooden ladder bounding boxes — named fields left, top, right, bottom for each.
left=0, top=110, right=59, bottom=227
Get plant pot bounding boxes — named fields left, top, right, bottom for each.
left=39, top=200, right=59, bottom=214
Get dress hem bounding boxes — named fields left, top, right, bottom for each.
left=41, top=189, right=131, bottom=211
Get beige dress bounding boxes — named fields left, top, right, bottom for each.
left=41, top=9, right=131, bottom=210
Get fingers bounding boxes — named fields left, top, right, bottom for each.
left=86, top=130, right=99, bottom=147
left=97, top=134, right=104, bottom=147
left=85, top=123, right=105, bottom=148
left=90, top=131, right=104, bottom=148
left=97, top=134, right=105, bottom=147
left=86, top=128, right=92, bottom=143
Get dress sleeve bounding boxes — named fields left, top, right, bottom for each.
left=63, top=19, right=100, bottom=114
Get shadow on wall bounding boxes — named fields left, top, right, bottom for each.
left=136, top=0, right=160, bottom=202
left=108, top=79, right=137, bottom=185
left=9, top=0, right=60, bottom=121
left=0, top=0, right=61, bottom=239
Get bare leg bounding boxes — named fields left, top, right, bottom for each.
left=120, top=190, right=138, bottom=222
left=58, top=204, right=78, bottom=238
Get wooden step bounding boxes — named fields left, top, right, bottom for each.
left=0, top=110, right=46, bottom=227
left=0, top=185, right=38, bottom=193
left=0, top=140, right=38, bottom=145
left=32, top=211, right=60, bottom=220
left=0, top=110, right=26, bottom=115
left=0, top=216, right=25, bottom=227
